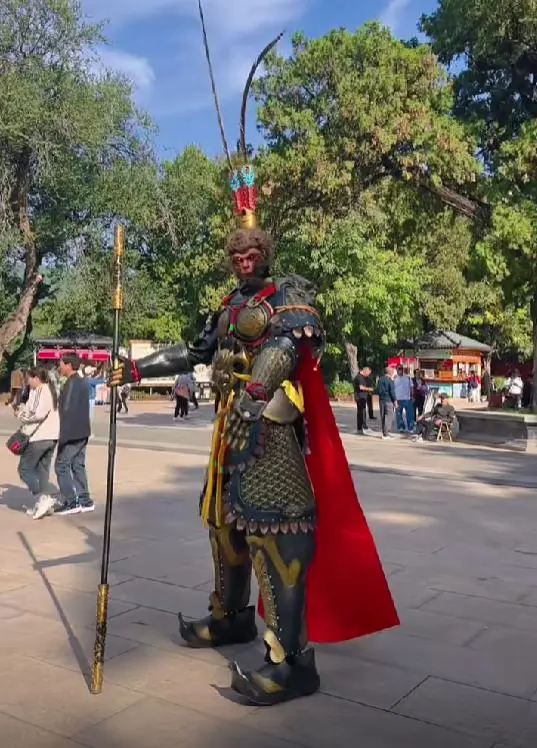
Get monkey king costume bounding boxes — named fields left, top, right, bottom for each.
left=114, top=22, right=398, bottom=707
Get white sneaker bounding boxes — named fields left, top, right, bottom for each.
left=32, top=494, right=58, bottom=520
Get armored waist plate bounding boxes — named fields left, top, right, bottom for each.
left=263, top=387, right=300, bottom=424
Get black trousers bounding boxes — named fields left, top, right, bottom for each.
left=356, top=398, right=368, bottom=431
left=379, top=400, right=394, bottom=436
left=117, top=392, right=129, bottom=413
left=175, top=395, right=189, bottom=418
left=415, top=395, right=425, bottom=418
left=367, top=393, right=374, bottom=419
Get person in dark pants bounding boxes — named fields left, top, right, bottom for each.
left=413, top=393, right=458, bottom=441
left=117, top=383, right=131, bottom=414
left=366, top=374, right=375, bottom=420
left=353, top=366, right=373, bottom=434
left=54, top=355, right=93, bottom=515
left=377, top=367, right=397, bottom=438
left=413, top=369, right=429, bottom=418
left=173, top=374, right=191, bottom=419
left=188, top=373, right=199, bottom=410
left=481, top=369, right=492, bottom=403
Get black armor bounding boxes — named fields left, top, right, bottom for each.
left=131, top=274, right=325, bottom=704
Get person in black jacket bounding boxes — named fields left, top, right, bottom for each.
left=54, top=355, right=93, bottom=515
left=377, top=367, right=397, bottom=438
left=353, top=366, right=373, bottom=434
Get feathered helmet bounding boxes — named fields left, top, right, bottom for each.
left=197, top=1, right=282, bottom=265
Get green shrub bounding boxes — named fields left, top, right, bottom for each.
left=329, top=380, right=355, bottom=398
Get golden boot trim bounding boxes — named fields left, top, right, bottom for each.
left=209, top=591, right=226, bottom=621
left=248, top=536, right=301, bottom=587
left=218, top=526, right=250, bottom=566
left=251, top=672, right=285, bottom=694
left=264, top=629, right=286, bottom=664
left=252, top=549, right=278, bottom=631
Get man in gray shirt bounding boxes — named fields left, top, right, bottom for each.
left=54, top=355, right=93, bottom=515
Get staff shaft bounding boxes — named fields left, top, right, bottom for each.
left=90, top=224, right=124, bottom=695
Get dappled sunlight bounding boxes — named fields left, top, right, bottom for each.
left=367, top=511, right=437, bottom=528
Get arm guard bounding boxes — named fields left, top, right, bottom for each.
left=233, top=278, right=325, bottom=423
left=135, top=312, right=219, bottom=380
left=248, top=337, right=297, bottom=402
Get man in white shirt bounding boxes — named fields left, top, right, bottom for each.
left=394, top=366, right=415, bottom=432
left=505, top=370, right=523, bottom=409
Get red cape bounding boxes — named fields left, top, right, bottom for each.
left=259, top=352, right=399, bottom=643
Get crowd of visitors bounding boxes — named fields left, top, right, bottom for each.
left=6, top=355, right=93, bottom=520
left=353, top=365, right=459, bottom=441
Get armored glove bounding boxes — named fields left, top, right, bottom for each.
left=226, top=383, right=267, bottom=450
left=108, top=358, right=140, bottom=388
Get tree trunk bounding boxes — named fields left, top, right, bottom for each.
left=531, top=282, right=537, bottom=413
left=344, top=338, right=359, bottom=380
left=0, top=148, right=41, bottom=361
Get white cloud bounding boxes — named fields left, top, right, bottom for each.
left=81, top=0, right=310, bottom=135
left=97, top=49, right=155, bottom=90
left=83, top=0, right=306, bottom=38
left=379, top=0, right=411, bottom=34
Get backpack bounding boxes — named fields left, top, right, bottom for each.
left=175, top=383, right=189, bottom=398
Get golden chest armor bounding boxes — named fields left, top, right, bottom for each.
left=219, top=287, right=276, bottom=347
left=232, top=301, right=272, bottom=343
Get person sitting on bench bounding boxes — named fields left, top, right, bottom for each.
left=413, top=393, right=457, bottom=442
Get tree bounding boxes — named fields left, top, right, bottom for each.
left=0, top=0, right=155, bottom=360
left=422, top=0, right=537, bottom=407
left=254, top=23, right=481, bottom=237
left=139, top=147, right=235, bottom=342
left=420, top=0, right=537, bottom=164
left=251, top=24, right=483, bottom=374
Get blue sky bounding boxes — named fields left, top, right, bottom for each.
left=82, top=0, right=438, bottom=160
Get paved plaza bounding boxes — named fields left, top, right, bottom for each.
left=1, top=402, right=537, bottom=747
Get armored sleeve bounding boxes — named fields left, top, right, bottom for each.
left=248, top=277, right=325, bottom=400
left=135, top=312, right=219, bottom=379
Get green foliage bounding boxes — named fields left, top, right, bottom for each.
left=0, top=0, right=156, bottom=357
left=5, top=2, right=537, bottom=389
left=328, top=380, right=355, bottom=398
left=254, top=23, right=479, bottom=234
left=421, top=0, right=537, bottom=162
left=422, top=0, right=537, bottom=394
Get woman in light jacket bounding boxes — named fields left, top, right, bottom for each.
left=17, top=367, right=60, bottom=520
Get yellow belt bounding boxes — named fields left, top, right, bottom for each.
left=200, top=377, right=304, bottom=528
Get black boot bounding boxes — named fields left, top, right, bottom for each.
left=178, top=525, right=255, bottom=648
left=178, top=605, right=257, bottom=648
left=230, top=648, right=320, bottom=705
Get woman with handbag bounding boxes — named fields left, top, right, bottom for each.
left=14, top=368, right=60, bottom=519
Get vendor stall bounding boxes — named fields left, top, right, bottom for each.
left=399, top=331, right=491, bottom=398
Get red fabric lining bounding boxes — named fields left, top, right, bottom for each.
left=258, top=351, right=399, bottom=643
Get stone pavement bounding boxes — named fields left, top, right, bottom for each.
left=1, top=435, right=537, bottom=746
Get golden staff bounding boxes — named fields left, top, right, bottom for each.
left=90, top=224, right=125, bottom=695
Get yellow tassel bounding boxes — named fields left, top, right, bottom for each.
left=281, top=380, right=304, bottom=413
left=201, top=404, right=225, bottom=526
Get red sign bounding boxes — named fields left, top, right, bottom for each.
left=388, top=356, right=417, bottom=368
left=37, top=348, right=110, bottom=362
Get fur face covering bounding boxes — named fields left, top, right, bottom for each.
left=226, top=228, right=275, bottom=280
